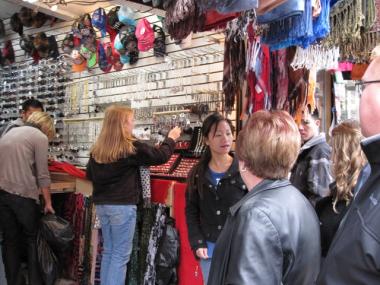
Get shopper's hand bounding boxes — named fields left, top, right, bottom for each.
left=168, top=126, right=181, bottom=141
left=44, top=203, right=55, bottom=215
left=196, top=248, right=209, bottom=259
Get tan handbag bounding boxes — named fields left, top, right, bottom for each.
left=256, top=0, right=288, bottom=15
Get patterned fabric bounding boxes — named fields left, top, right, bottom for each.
left=143, top=205, right=167, bottom=285
left=261, top=0, right=314, bottom=50
left=223, top=21, right=246, bottom=112
left=324, top=0, right=377, bottom=61
left=139, top=207, right=157, bottom=284
left=140, top=167, right=152, bottom=207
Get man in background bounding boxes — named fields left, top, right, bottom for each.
left=290, top=106, right=333, bottom=205
left=0, top=98, right=44, bottom=138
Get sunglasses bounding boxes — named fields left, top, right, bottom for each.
left=356, top=80, right=380, bottom=97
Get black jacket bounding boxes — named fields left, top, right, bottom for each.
left=290, top=134, right=333, bottom=203
left=315, top=185, right=350, bottom=257
left=317, top=134, right=380, bottom=285
left=185, top=156, right=247, bottom=251
left=208, top=179, right=321, bottom=285
left=86, top=138, right=175, bottom=205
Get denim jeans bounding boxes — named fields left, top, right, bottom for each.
left=200, top=258, right=211, bottom=284
left=0, top=190, right=42, bottom=285
left=96, top=205, right=137, bottom=285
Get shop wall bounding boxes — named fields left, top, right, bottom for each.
left=0, top=6, right=227, bottom=166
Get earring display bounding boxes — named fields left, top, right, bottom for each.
left=150, top=153, right=181, bottom=174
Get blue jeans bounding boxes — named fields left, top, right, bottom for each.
left=200, top=258, right=211, bottom=284
left=96, top=205, right=137, bottom=285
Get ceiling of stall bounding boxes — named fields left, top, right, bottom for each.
left=0, top=0, right=165, bottom=21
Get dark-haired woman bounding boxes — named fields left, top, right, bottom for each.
left=185, top=113, right=247, bottom=283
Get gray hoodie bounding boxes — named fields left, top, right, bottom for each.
left=0, top=118, right=24, bottom=138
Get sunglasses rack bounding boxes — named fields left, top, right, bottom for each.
left=0, top=57, right=72, bottom=157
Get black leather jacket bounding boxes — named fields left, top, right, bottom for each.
left=317, top=135, right=380, bottom=285
left=208, top=179, right=321, bottom=285
left=185, top=156, right=247, bottom=251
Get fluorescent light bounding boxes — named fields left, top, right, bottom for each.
left=51, top=4, right=58, bottom=11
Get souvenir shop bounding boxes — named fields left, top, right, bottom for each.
left=0, top=0, right=378, bottom=284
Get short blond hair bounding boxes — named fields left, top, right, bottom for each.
left=91, top=105, right=136, bottom=164
left=236, top=110, right=301, bottom=179
left=27, top=111, right=55, bottom=140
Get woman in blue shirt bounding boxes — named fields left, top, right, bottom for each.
left=185, top=113, right=247, bottom=283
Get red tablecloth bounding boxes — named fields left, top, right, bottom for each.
left=173, top=182, right=204, bottom=285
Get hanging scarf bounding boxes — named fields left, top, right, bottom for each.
left=257, top=0, right=305, bottom=24
left=261, top=0, right=313, bottom=50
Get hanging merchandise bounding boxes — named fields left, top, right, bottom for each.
left=287, top=47, right=310, bottom=123
left=118, top=5, right=137, bottom=26
left=98, top=42, right=113, bottom=73
left=140, top=167, right=152, bottom=207
left=10, top=13, right=23, bottom=36
left=214, top=0, right=258, bottom=14
left=33, top=32, right=50, bottom=59
left=61, top=34, right=75, bottom=55
left=92, top=8, right=107, bottom=38
left=48, top=36, right=60, bottom=59
left=290, top=45, right=340, bottom=70
left=165, top=0, right=205, bottom=41
left=104, top=42, right=124, bottom=71
left=1, top=40, right=15, bottom=66
left=20, top=34, right=35, bottom=56
left=338, top=31, right=379, bottom=62
left=223, top=18, right=247, bottom=112
left=0, top=19, right=4, bottom=38
left=271, top=48, right=289, bottom=110
left=153, top=25, right=166, bottom=57
left=351, top=63, right=369, bottom=80
left=166, top=0, right=196, bottom=23
left=256, top=0, right=287, bottom=15
left=260, top=0, right=315, bottom=50
left=202, top=10, right=238, bottom=32
left=257, top=0, right=305, bottom=24
left=19, top=7, right=33, bottom=27
left=325, top=0, right=377, bottom=61
left=143, top=204, right=167, bottom=285
left=155, top=217, right=180, bottom=285
left=80, top=45, right=97, bottom=69
left=107, top=6, right=125, bottom=31
left=115, top=27, right=140, bottom=65
left=136, top=18, right=155, bottom=52
left=32, top=12, right=49, bottom=28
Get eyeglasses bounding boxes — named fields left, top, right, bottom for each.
left=356, top=80, right=380, bottom=97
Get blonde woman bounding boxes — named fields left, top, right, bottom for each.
left=316, top=120, right=367, bottom=257
left=86, top=105, right=180, bottom=285
left=0, top=111, right=55, bottom=285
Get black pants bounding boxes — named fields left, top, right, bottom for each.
left=0, top=190, right=42, bottom=285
